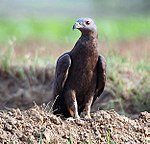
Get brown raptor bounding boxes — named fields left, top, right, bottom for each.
left=53, top=18, right=106, bottom=119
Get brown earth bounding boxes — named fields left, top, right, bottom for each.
left=0, top=105, right=149, bottom=144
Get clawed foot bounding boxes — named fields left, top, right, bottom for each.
left=84, top=115, right=91, bottom=119
left=80, top=112, right=91, bottom=120
left=66, top=116, right=80, bottom=121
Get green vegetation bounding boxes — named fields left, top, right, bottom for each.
left=0, top=18, right=78, bottom=44
left=0, top=46, right=14, bottom=71
left=0, top=17, right=149, bottom=71
left=99, top=17, right=150, bottom=41
left=0, top=17, right=150, bottom=43
left=105, top=52, right=150, bottom=115
left=67, top=136, right=74, bottom=144
left=0, top=42, right=149, bottom=72
left=106, top=50, right=150, bottom=74
left=136, top=59, right=150, bottom=72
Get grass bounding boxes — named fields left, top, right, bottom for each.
left=106, top=129, right=111, bottom=144
left=106, top=49, right=150, bottom=74
left=0, top=32, right=150, bottom=73
left=67, top=136, right=74, bottom=144
left=135, top=59, right=150, bottom=72
left=0, top=17, right=150, bottom=44
left=0, top=17, right=150, bottom=71
left=0, top=18, right=78, bottom=44
left=101, top=50, right=150, bottom=115
left=106, top=129, right=116, bottom=144
left=99, top=17, right=150, bottom=41
left=0, top=47, right=14, bottom=71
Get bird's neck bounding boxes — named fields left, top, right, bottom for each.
left=81, top=31, right=98, bottom=40
left=71, top=31, right=98, bottom=65
left=80, top=31, right=98, bottom=48
left=72, top=31, right=98, bottom=60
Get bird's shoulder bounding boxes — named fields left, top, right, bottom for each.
left=56, top=53, right=71, bottom=69
left=98, top=55, right=106, bottom=71
left=53, top=53, right=71, bottom=97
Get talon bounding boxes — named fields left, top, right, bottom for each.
left=75, top=115, right=80, bottom=120
left=84, top=114, right=91, bottom=119
left=66, top=116, right=80, bottom=121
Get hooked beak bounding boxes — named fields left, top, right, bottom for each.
left=73, top=22, right=83, bottom=30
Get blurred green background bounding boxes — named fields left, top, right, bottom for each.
left=0, top=0, right=150, bottom=43
left=0, top=0, right=150, bottom=70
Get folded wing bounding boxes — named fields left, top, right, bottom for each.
left=53, top=54, right=71, bottom=113
left=93, top=55, right=106, bottom=103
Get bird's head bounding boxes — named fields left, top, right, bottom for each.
left=73, top=18, right=97, bottom=33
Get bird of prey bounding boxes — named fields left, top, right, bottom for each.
left=53, top=18, right=106, bottom=119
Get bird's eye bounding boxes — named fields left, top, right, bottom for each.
left=86, top=21, right=90, bottom=25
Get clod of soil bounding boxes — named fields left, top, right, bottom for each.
left=0, top=105, right=149, bottom=144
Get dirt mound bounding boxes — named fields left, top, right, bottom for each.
left=0, top=66, right=54, bottom=110
left=0, top=105, right=149, bottom=144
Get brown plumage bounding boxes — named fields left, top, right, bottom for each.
left=53, top=18, right=106, bottom=119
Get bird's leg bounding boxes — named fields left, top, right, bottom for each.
left=65, top=90, right=80, bottom=119
left=83, top=96, right=94, bottom=119
left=69, top=100, right=80, bottom=119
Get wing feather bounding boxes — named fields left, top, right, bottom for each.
left=53, top=53, right=71, bottom=98
left=93, top=55, right=106, bottom=103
